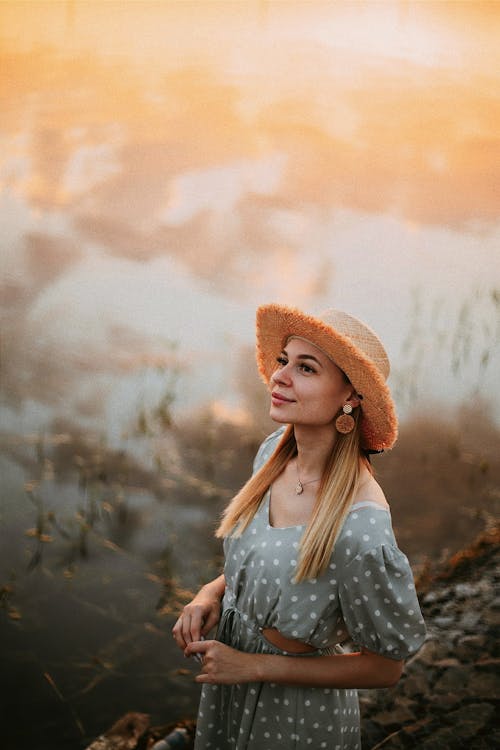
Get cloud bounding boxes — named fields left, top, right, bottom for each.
left=1, top=29, right=499, bottom=422
left=3, top=44, right=499, bottom=238
left=255, top=68, right=500, bottom=228
left=1, top=231, right=82, bottom=310
left=0, top=231, right=184, bottom=413
left=0, top=231, right=83, bottom=408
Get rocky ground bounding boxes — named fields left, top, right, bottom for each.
left=86, top=525, right=499, bottom=750
left=360, top=525, right=499, bottom=749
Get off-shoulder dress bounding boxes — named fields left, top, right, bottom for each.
left=194, top=428, right=426, bottom=750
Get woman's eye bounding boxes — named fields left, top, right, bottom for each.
left=275, top=356, right=315, bottom=373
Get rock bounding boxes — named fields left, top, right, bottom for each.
left=446, top=628, right=466, bottom=645
left=476, top=656, right=500, bottom=671
left=434, top=657, right=461, bottom=668
left=466, top=671, right=500, bottom=699
left=402, top=672, right=429, bottom=698
left=454, top=582, right=481, bottom=598
left=422, top=588, right=451, bottom=604
left=434, top=664, right=473, bottom=693
left=370, top=730, right=407, bottom=749
left=85, top=713, right=150, bottom=750
left=86, top=718, right=196, bottom=750
left=470, top=735, right=500, bottom=750
left=369, top=718, right=433, bottom=749
left=417, top=726, right=458, bottom=749
left=459, top=610, right=482, bottom=630
left=361, top=719, right=387, bottom=749
left=445, top=703, right=495, bottom=739
left=358, top=695, right=378, bottom=711
left=455, top=633, right=486, bottom=660
left=440, top=598, right=459, bottom=614
left=427, top=692, right=462, bottom=710
left=412, top=638, right=448, bottom=665
left=151, top=727, right=191, bottom=749
left=433, top=615, right=455, bottom=628
left=483, top=608, right=500, bottom=626
left=360, top=526, right=499, bottom=750
left=371, top=699, right=417, bottom=728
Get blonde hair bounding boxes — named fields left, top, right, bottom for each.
left=216, top=409, right=372, bottom=582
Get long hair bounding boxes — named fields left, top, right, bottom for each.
left=216, top=408, right=371, bottom=582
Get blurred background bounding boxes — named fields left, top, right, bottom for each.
left=1, top=1, right=499, bottom=747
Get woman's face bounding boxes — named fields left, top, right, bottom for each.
left=269, top=337, right=353, bottom=428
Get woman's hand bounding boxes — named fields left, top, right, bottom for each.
left=182, top=640, right=405, bottom=689
left=185, top=639, right=258, bottom=685
left=172, top=575, right=225, bottom=649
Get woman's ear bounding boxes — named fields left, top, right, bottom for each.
left=346, top=394, right=362, bottom=409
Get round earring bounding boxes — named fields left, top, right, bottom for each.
left=336, top=403, right=355, bottom=434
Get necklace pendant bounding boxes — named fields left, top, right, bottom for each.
left=295, top=481, right=304, bottom=495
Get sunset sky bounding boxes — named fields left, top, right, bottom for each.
left=1, top=0, right=499, bottom=440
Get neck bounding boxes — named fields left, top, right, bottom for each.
left=293, top=423, right=337, bottom=479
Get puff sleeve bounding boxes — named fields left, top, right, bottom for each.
left=252, top=427, right=285, bottom=474
left=338, top=544, right=426, bottom=660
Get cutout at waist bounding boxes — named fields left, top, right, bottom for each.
left=261, top=627, right=317, bottom=653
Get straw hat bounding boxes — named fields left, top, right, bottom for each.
left=256, top=304, right=398, bottom=451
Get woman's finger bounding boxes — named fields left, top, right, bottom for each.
left=183, top=607, right=203, bottom=644
left=181, top=621, right=193, bottom=646
left=184, top=639, right=207, bottom=657
left=187, top=608, right=204, bottom=643
left=200, top=609, right=219, bottom=636
left=172, top=617, right=187, bottom=649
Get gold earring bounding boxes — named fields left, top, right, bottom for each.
left=336, top=403, right=355, bottom=434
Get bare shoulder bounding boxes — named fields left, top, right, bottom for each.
left=353, top=468, right=390, bottom=510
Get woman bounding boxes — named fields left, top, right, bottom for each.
left=173, top=304, right=426, bottom=750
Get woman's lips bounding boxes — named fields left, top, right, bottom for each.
left=271, top=391, right=294, bottom=404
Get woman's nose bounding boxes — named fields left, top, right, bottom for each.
left=271, top=365, right=291, bottom=386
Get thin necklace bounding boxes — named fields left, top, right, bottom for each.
left=295, top=461, right=322, bottom=495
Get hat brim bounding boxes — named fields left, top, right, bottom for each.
left=256, top=304, right=398, bottom=451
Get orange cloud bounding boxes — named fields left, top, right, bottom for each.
left=1, top=23, right=499, bottom=420
left=2, top=41, right=498, bottom=238
left=255, top=65, right=500, bottom=228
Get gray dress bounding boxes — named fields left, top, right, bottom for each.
left=194, top=429, right=426, bottom=750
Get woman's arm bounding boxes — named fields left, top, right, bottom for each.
left=252, top=646, right=403, bottom=688
left=184, top=640, right=403, bottom=689
left=172, top=574, right=225, bottom=649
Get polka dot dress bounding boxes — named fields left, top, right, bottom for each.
left=194, top=429, right=426, bottom=750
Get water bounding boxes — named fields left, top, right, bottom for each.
left=0, top=444, right=227, bottom=749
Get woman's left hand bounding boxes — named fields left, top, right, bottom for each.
left=185, top=639, right=258, bottom=685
